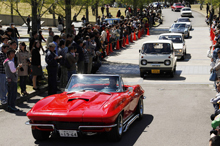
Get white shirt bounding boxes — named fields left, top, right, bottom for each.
left=8, top=60, right=16, bottom=73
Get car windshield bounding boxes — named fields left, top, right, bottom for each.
left=175, top=3, right=182, bottom=6
left=173, top=24, right=186, bottom=28
left=159, top=35, right=183, bottom=43
left=182, top=8, right=191, bottom=11
left=66, top=75, right=121, bottom=93
left=178, top=19, right=190, bottom=22
left=142, top=43, right=171, bottom=54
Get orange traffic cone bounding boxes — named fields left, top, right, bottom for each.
left=147, top=28, right=150, bottom=36
left=133, top=32, right=137, bottom=41
left=138, top=30, right=141, bottom=39
left=122, top=37, right=126, bottom=47
left=116, top=40, right=120, bottom=50
left=130, top=33, right=133, bottom=43
left=106, top=44, right=109, bottom=55
left=110, top=43, right=113, bottom=52
left=126, top=35, right=129, bottom=45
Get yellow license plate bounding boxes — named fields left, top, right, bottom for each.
left=151, top=70, right=160, bottom=74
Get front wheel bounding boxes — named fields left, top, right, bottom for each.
left=108, top=113, right=123, bottom=142
left=32, top=129, right=51, bottom=141
left=136, top=97, right=144, bottom=120
left=140, top=70, right=144, bottom=78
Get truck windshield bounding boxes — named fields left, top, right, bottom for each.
left=159, top=35, right=183, bottom=43
left=142, top=43, right=171, bottom=54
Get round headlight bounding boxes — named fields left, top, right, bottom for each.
left=141, top=60, right=147, bottom=65
left=164, top=60, right=171, bottom=66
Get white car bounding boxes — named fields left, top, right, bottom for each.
left=139, top=40, right=177, bottom=78
left=159, top=33, right=186, bottom=60
left=175, top=17, right=192, bottom=30
left=181, top=7, right=192, bottom=17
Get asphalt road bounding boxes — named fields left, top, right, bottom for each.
left=0, top=9, right=215, bottom=146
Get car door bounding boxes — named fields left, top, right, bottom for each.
left=129, top=87, right=140, bottom=113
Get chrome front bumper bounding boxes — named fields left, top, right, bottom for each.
left=25, top=121, right=117, bottom=131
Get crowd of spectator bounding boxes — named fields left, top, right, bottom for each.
left=206, top=12, right=220, bottom=146
left=0, top=6, right=161, bottom=112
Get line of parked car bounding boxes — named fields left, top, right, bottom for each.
left=139, top=5, right=193, bottom=78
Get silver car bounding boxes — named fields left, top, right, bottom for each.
left=169, top=22, right=190, bottom=38
left=175, top=17, right=192, bottom=30
left=159, top=33, right=186, bottom=60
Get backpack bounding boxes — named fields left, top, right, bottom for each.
left=64, top=54, right=71, bottom=69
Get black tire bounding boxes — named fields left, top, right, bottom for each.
left=181, top=54, right=185, bottom=60
left=136, top=97, right=144, bottom=120
left=170, top=66, right=176, bottom=78
left=32, top=129, right=50, bottom=141
left=108, top=113, right=123, bottom=142
left=140, top=70, right=144, bottom=78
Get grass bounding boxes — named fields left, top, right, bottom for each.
left=191, top=4, right=219, bottom=16
left=0, top=2, right=125, bottom=22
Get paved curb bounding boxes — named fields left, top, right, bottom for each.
left=0, top=85, right=48, bottom=109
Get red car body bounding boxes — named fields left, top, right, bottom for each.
left=171, top=3, right=184, bottom=11
left=26, top=75, right=145, bottom=141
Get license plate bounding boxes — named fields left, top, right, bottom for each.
left=59, top=130, right=78, bottom=137
left=151, top=69, right=160, bottom=74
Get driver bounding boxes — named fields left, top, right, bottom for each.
left=146, top=43, right=155, bottom=53
left=162, top=43, right=170, bottom=52
left=108, top=77, right=118, bottom=90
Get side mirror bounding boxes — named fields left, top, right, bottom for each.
left=128, top=87, right=133, bottom=93
left=139, top=50, right=141, bottom=53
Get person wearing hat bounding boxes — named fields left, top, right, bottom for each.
left=3, top=49, right=22, bottom=112
left=16, top=42, right=30, bottom=96
left=45, top=42, right=62, bottom=95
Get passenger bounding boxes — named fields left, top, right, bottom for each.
left=145, top=44, right=155, bottom=53
left=108, top=77, right=118, bottom=91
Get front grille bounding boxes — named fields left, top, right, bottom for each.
left=148, top=62, right=164, bottom=64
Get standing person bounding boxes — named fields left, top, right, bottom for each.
left=73, top=13, right=77, bottom=22
left=29, top=31, right=38, bottom=52
left=66, top=46, right=78, bottom=80
left=81, top=15, right=86, bottom=26
left=26, top=15, right=31, bottom=34
left=16, top=42, right=30, bottom=96
left=38, top=30, right=46, bottom=54
left=45, top=43, right=62, bottom=95
left=76, top=40, right=84, bottom=74
left=3, top=49, right=22, bottom=112
left=52, top=35, right=60, bottom=55
left=206, top=3, right=210, bottom=15
left=82, top=42, right=89, bottom=74
left=106, top=5, right=109, bottom=17
left=58, top=15, right=64, bottom=27
left=31, top=40, right=42, bottom=90
left=101, top=6, right=105, bottom=15
left=46, top=31, right=54, bottom=48
left=58, top=40, right=68, bottom=88
left=0, top=44, right=9, bottom=105
left=85, top=36, right=96, bottom=74
left=10, top=23, right=20, bottom=45
left=116, top=9, right=121, bottom=18
left=0, top=36, right=9, bottom=51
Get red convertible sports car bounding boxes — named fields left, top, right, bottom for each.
left=26, top=74, right=145, bottom=141
left=171, top=3, right=184, bottom=12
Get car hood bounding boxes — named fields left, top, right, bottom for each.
left=175, top=6, right=184, bottom=8
left=28, top=92, right=113, bottom=121
left=44, top=92, right=112, bottom=111
left=173, top=43, right=183, bottom=49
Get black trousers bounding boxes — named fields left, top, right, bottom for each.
left=47, top=67, right=57, bottom=95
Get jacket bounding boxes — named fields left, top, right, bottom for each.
left=66, top=52, right=78, bottom=71
left=16, top=50, right=30, bottom=76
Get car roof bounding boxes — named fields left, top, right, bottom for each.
left=143, top=40, right=173, bottom=44
left=159, top=33, right=183, bottom=36
left=105, top=18, right=120, bottom=21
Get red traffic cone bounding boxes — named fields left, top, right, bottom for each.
left=106, top=44, right=109, bottom=55
left=122, top=37, right=126, bottom=47
left=116, top=40, right=120, bottom=50
left=147, top=28, right=150, bottom=36
left=110, top=43, right=113, bottom=52
left=138, top=30, right=141, bottom=39
left=126, top=35, right=129, bottom=45
left=133, top=32, right=137, bottom=41
left=130, top=33, right=133, bottom=43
